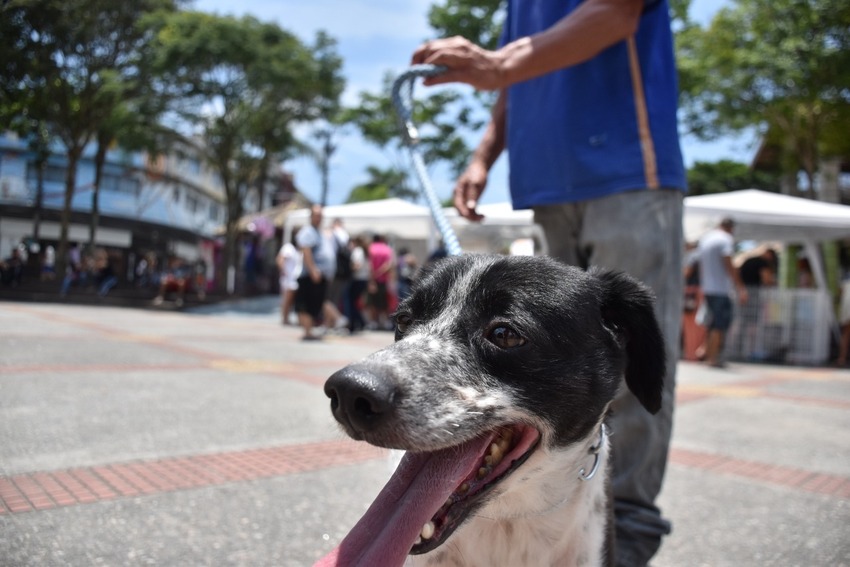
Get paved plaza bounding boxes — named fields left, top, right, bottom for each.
left=1, top=299, right=848, bottom=566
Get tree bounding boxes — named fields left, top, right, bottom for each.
left=676, top=0, right=850, bottom=197
left=299, top=32, right=346, bottom=206
left=0, top=0, right=180, bottom=277
left=686, top=159, right=781, bottom=196
left=341, top=72, right=482, bottom=203
left=346, top=166, right=417, bottom=203
left=150, top=12, right=344, bottom=291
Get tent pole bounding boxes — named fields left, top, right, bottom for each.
left=804, top=241, right=841, bottom=344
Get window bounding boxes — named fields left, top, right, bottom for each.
left=186, top=194, right=199, bottom=214
left=101, top=173, right=139, bottom=195
left=26, top=162, right=65, bottom=185
left=209, top=202, right=221, bottom=222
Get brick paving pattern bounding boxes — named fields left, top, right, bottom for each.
left=2, top=301, right=848, bottom=565
left=0, top=440, right=386, bottom=515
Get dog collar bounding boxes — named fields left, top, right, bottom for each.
left=578, top=424, right=607, bottom=482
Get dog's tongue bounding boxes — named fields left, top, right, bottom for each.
left=313, top=434, right=493, bottom=567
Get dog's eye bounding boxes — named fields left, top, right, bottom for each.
left=488, top=325, right=526, bottom=349
left=395, top=313, right=413, bottom=334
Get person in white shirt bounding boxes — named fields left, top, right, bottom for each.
left=277, top=229, right=302, bottom=325
left=697, top=218, right=748, bottom=367
left=345, top=236, right=371, bottom=333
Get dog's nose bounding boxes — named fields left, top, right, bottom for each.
left=324, top=366, right=398, bottom=437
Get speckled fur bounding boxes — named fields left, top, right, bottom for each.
left=324, top=255, right=666, bottom=567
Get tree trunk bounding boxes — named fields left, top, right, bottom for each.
left=32, top=159, right=45, bottom=243
left=89, top=136, right=109, bottom=251
left=225, top=219, right=239, bottom=295
left=30, top=130, right=51, bottom=244
left=55, top=145, right=83, bottom=282
left=221, top=184, right=243, bottom=295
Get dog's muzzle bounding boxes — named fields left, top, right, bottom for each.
left=324, top=366, right=398, bottom=439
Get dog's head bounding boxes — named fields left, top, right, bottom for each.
left=319, top=254, right=665, bottom=565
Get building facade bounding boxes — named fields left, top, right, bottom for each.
left=0, top=132, right=296, bottom=289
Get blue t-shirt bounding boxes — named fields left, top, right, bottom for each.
left=500, top=0, right=686, bottom=208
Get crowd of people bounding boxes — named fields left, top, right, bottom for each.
left=58, top=244, right=119, bottom=298
left=276, top=204, right=423, bottom=341
left=682, top=217, right=850, bottom=368
left=53, top=244, right=206, bottom=305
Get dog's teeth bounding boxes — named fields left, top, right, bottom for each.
left=478, top=466, right=489, bottom=479
left=498, top=434, right=512, bottom=453
left=458, top=482, right=469, bottom=493
left=489, top=442, right=504, bottom=463
left=420, top=521, right=435, bottom=540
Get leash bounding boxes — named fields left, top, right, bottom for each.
left=391, top=65, right=463, bottom=257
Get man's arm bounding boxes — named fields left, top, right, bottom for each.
left=723, top=256, right=749, bottom=304
left=300, top=242, right=321, bottom=283
left=412, top=0, right=644, bottom=90
left=454, top=90, right=507, bottom=220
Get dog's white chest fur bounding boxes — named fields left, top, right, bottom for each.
left=408, top=438, right=609, bottom=567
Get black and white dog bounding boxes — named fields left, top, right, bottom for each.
left=316, top=254, right=665, bottom=567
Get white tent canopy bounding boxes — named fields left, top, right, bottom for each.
left=444, top=202, right=534, bottom=226
left=685, top=189, right=850, bottom=353
left=283, top=198, right=541, bottom=253
left=287, top=190, right=850, bottom=258
left=284, top=198, right=434, bottom=240
left=684, top=189, right=850, bottom=243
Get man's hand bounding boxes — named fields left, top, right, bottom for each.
left=454, top=160, right=489, bottom=221
left=411, top=36, right=506, bottom=90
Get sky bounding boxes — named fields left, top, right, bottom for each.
left=193, top=0, right=755, bottom=207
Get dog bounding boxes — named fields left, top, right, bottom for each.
left=315, top=254, right=666, bottom=567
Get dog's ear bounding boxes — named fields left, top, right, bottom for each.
left=590, top=268, right=666, bottom=414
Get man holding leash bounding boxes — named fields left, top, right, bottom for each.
left=412, top=0, right=686, bottom=564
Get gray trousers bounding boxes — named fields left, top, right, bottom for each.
left=533, top=189, right=683, bottom=567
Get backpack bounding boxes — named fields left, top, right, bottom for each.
left=335, top=239, right=352, bottom=280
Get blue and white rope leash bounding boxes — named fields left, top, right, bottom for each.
left=391, top=65, right=463, bottom=257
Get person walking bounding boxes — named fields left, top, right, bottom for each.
left=737, top=246, right=777, bottom=359
left=329, top=218, right=351, bottom=315
left=276, top=229, right=302, bottom=325
left=295, top=205, right=335, bottom=341
left=697, top=218, right=748, bottom=367
left=366, top=234, right=395, bottom=330
left=412, top=1, right=686, bottom=564
left=346, top=236, right=371, bottom=333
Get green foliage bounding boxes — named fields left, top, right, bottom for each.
left=346, top=166, right=417, bottom=203
left=149, top=10, right=344, bottom=275
left=686, top=159, right=781, bottom=196
left=0, top=0, right=181, bottom=274
left=676, top=0, right=850, bottom=187
left=341, top=72, right=482, bottom=203
left=427, top=0, right=505, bottom=50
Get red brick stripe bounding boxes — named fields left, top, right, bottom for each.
left=670, top=447, right=850, bottom=498
left=3, top=440, right=847, bottom=516
left=0, top=439, right=386, bottom=515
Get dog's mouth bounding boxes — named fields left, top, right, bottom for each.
left=410, top=424, right=540, bottom=554
left=314, top=423, right=540, bottom=567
